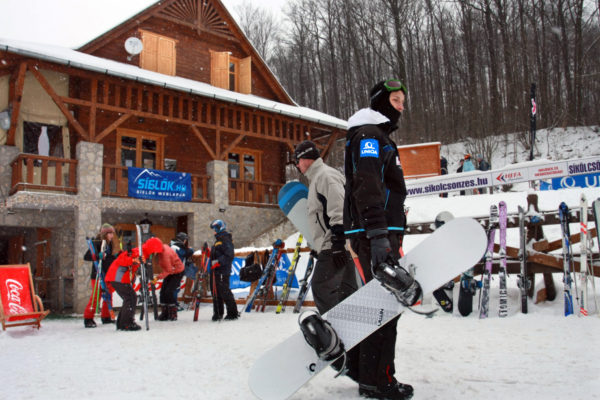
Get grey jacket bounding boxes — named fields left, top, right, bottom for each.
left=303, top=158, right=346, bottom=253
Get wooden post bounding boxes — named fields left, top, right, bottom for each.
left=527, top=194, right=556, bottom=301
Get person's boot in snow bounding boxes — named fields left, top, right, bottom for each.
left=359, top=379, right=414, bottom=400
left=84, top=319, right=97, bottom=328
left=157, top=305, right=169, bottom=321
left=121, top=323, right=141, bottom=331
left=168, top=304, right=178, bottom=321
left=224, top=311, right=239, bottom=320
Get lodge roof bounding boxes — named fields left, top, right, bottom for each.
left=0, top=37, right=347, bottom=130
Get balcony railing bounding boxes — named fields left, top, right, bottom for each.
left=8, top=155, right=278, bottom=208
left=228, top=178, right=282, bottom=208
left=101, top=164, right=211, bottom=203
left=10, top=154, right=77, bottom=195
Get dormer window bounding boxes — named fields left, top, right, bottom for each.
left=140, top=30, right=177, bottom=76
left=210, top=50, right=251, bottom=94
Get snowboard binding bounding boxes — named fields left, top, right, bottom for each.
left=298, top=311, right=345, bottom=363
left=461, top=277, right=481, bottom=295
left=372, top=261, right=422, bottom=307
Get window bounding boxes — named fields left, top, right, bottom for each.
left=228, top=149, right=260, bottom=180
left=210, top=51, right=251, bottom=94
left=140, top=30, right=177, bottom=76
left=23, top=122, right=63, bottom=157
left=116, top=129, right=165, bottom=176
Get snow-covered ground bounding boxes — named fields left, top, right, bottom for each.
left=3, top=127, right=600, bottom=400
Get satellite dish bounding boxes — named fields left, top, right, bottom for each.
left=124, top=37, right=143, bottom=60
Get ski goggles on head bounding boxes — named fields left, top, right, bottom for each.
left=383, top=79, right=407, bottom=94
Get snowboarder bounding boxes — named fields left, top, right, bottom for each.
left=293, top=140, right=359, bottom=314
left=344, top=79, right=420, bottom=400
left=147, top=237, right=185, bottom=321
left=82, top=223, right=119, bottom=328
left=209, top=220, right=239, bottom=321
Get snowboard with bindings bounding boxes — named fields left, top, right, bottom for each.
left=248, top=217, right=487, bottom=400
left=431, top=211, right=455, bottom=313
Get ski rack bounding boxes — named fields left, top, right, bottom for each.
left=407, top=194, right=600, bottom=309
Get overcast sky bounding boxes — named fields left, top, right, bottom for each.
left=0, top=0, right=288, bottom=48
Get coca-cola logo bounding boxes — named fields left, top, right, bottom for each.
left=5, top=279, right=27, bottom=314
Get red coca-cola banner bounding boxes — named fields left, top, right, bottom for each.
left=0, top=266, right=35, bottom=316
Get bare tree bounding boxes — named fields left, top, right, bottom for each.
left=235, top=0, right=283, bottom=62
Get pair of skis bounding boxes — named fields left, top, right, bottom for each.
left=577, top=195, right=598, bottom=316
left=479, top=204, right=499, bottom=318
left=134, top=224, right=151, bottom=330
left=191, top=242, right=210, bottom=322
left=243, top=239, right=285, bottom=313
left=561, top=196, right=600, bottom=317
left=275, top=235, right=303, bottom=314
left=479, top=201, right=513, bottom=318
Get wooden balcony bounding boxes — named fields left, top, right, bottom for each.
left=228, top=178, right=281, bottom=208
left=101, top=164, right=211, bottom=203
left=9, top=155, right=280, bottom=207
left=10, top=154, right=77, bottom=195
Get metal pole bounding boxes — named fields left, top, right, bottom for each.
left=529, top=83, right=537, bottom=161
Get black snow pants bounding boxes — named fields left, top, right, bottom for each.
left=112, top=281, right=138, bottom=329
left=347, top=233, right=403, bottom=388
left=211, top=270, right=238, bottom=317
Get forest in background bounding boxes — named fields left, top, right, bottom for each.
left=235, top=0, right=600, bottom=152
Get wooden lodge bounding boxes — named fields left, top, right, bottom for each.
left=0, top=0, right=346, bottom=314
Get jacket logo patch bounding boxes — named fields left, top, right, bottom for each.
left=359, top=139, right=379, bottom=158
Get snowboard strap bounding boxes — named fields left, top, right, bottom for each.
left=298, top=311, right=345, bottom=362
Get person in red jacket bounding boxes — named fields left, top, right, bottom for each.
left=145, top=237, right=185, bottom=321
left=105, top=247, right=142, bottom=331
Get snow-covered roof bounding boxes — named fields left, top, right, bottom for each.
left=0, top=37, right=348, bottom=130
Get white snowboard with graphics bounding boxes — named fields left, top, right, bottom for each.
left=248, top=210, right=487, bottom=400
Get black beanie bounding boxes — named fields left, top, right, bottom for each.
left=294, top=140, right=320, bottom=162
left=369, top=80, right=405, bottom=127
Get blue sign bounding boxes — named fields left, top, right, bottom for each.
left=229, top=253, right=299, bottom=290
left=540, top=172, right=600, bottom=190
left=128, top=167, right=191, bottom=201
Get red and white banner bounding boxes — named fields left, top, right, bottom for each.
left=405, top=155, right=600, bottom=197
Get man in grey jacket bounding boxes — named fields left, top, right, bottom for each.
left=294, top=140, right=360, bottom=314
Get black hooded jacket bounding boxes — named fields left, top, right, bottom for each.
left=343, top=108, right=407, bottom=238
left=211, top=230, right=234, bottom=275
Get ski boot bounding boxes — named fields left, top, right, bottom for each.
left=298, top=311, right=345, bottom=362
left=84, top=318, right=97, bottom=328
left=372, top=261, right=422, bottom=307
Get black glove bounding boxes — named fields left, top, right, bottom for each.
left=331, top=234, right=347, bottom=269
left=370, top=235, right=391, bottom=267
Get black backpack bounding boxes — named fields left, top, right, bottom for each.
left=239, top=251, right=263, bottom=282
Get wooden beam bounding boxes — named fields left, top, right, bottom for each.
left=95, top=113, right=132, bottom=143
left=28, top=63, right=90, bottom=141
left=6, top=62, right=27, bottom=146
left=190, top=125, right=217, bottom=160
left=545, top=228, right=596, bottom=252
left=221, top=134, right=246, bottom=161
left=89, top=79, right=98, bottom=140
left=321, top=128, right=341, bottom=160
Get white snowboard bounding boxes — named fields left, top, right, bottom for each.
left=248, top=217, right=487, bottom=400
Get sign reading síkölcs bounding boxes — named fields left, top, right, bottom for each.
left=128, top=167, right=191, bottom=201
